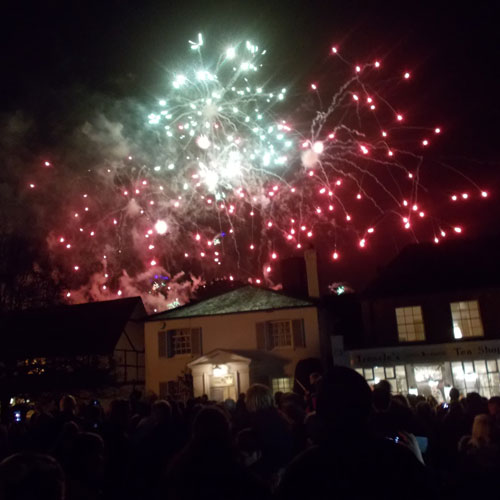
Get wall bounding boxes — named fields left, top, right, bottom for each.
left=113, top=318, right=145, bottom=385
left=144, top=306, right=320, bottom=395
left=362, top=286, right=500, bottom=348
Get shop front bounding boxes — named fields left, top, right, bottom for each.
left=339, top=338, right=500, bottom=400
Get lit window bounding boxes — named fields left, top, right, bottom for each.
left=171, top=329, right=192, bottom=355
left=395, top=306, right=425, bottom=342
left=451, top=359, right=500, bottom=398
left=269, top=320, right=292, bottom=348
left=272, top=377, right=293, bottom=394
left=356, top=365, right=408, bottom=394
left=450, top=301, right=483, bottom=339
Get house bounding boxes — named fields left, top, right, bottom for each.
left=144, top=285, right=323, bottom=401
left=334, top=235, right=500, bottom=400
left=0, top=297, right=146, bottom=400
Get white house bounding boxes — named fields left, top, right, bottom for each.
left=144, top=285, right=322, bottom=401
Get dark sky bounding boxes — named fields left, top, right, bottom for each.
left=1, top=0, right=499, bottom=290
left=3, top=1, right=500, bottom=154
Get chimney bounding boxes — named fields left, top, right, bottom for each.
left=304, top=248, right=320, bottom=298
left=280, top=249, right=320, bottom=298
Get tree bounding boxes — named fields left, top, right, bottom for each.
left=0, top=233, right=61, bottom=313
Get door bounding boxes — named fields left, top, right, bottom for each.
left=210, top=387, right=225, bottom=402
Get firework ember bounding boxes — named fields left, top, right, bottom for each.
left=31, top=36, right=487, bottom=312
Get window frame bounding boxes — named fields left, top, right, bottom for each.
left=450, top=300, right=484, bottom=339
left=158, top=327, right=202, bottom=358
left=268, top=319, right=293, bottom=349
left=395, top=305, right=426, bottom=343
left=170, top=328, right=192, bottom=356
left=271, top=377, right=294, bottom=394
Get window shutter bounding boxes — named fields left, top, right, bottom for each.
left=158, top=331, right=167, bottom=357
left=256, top=322, right=269, bottom=350
left=191, top=328, right=202, bottom=356
left=166, top=331, right=174, bottom=358
left=292, top=319, right=306, bottom=348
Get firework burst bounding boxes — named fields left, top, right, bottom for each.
left=28, top=36, right=487, bottom=311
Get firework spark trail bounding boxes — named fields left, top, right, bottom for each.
left=26, top=36, right=488, bottom=311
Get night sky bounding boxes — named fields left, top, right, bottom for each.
left=1, top=1, right=499, bottom=293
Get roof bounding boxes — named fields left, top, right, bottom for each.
left=363, top=234, right=500, bottom=298
left=147, top=285, right=314, bottom=321
left=0, top=297, right=146, bottom=360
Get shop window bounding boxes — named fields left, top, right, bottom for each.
left=359, top=365, right=408, bottom=394
left=414, top=364, right=446, bottom=403
left=374, top=366, right=385, bottom=382
left=272, top=377, right=293, bottom=394
left=395, top=306, right=426, bottom=342
left=487, top=360, right=498, bottom=373
left=451, top=359, right=500, bottom=398
left=450, top=301, right=484, bottom=339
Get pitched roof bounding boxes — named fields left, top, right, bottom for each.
left=0, top=297, right=145, bottom=360
left=187, top=349, right=252, bottom=367
left=363, top=234, right=500, bottom=298
left=147, top=285, right=314, bottom=321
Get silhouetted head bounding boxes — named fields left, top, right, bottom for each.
left=67, top=432, right=105, bottom=479
left=466, top=392, right=488, bottom=416
left=151, top=400, right=172, bottom=424
left=392, top=394, right=409, bottom=407
left=488, top=396, right=500, bottom=417
left=449, top=387, right=460, bottom=402
left=374, top=379, right=392, bottom=394
left=416, top=401, right=434, bottom=420
left=0, top=452, right=65, bottom=500
left=316, top=366, right=372, bottom=433
left=281, top=393, right=306, bottom=423
left=223, top=398, right=236, bottom=414
left=192, top=406, right=230, bottom=447
left=59, top=395, right=76, bottom=414
left=372, top=387, right=391, bottom=412
left=471, top=414, right=494, bottom=447
left=246, top=384, right=274, bottom=412
left=236, top=428, right=261, bottom=466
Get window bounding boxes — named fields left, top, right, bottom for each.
left=256, top=319, right=306, bottom=350
left=269, top=320, right=292, bottom=348
left=450, top=300, right=483, bottom=339
left=451, top=359, right=500, bottom=399
left=395, top=306, right=425, bottom=342
left=355, top=365, right=408, bottom=394
left=272, top=377, right=293, bottom=394
left=158, top=328, right=202, bottom=358
left=171, top=329, right=192, bottom=355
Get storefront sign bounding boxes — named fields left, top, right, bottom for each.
left=347, top=339, right=500, bottom=367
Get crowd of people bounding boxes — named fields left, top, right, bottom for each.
left=0, top=366, right=499, bottom=500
